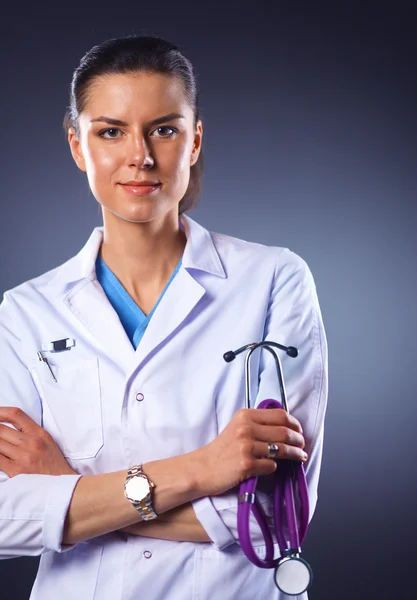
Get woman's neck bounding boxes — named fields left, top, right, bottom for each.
left=99, top=210, right=186, bottom=305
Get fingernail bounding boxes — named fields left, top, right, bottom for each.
left=302, top=452, right=308, bottom=462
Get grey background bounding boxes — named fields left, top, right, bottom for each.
left=1, top=1, right=416, bottom=599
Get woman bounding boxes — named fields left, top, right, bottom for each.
left=0, top=36, right=328, bottom=599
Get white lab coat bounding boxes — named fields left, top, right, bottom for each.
left=0, top=215, right=328, bottom=600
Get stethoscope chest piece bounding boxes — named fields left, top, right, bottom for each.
left=274, top=555, right=313, bottom=596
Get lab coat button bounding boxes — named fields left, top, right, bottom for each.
left=143, top=550, right=152, bottom=559
left=135, top=392, right=145, bottom=402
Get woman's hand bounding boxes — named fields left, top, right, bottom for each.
left=194, top=407, right=307, bottom=498
left=0, top=406, right=77, bottom=477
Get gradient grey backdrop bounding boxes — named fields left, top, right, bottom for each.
left=1, top=2, right=416, bottom=599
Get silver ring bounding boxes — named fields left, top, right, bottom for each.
left=267, top=443, right=280, bottom=459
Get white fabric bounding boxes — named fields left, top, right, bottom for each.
left=0, top=215, right=328, bottom=599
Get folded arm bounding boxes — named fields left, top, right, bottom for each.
left=0, top=279, right=313, bottom=555
left=0, top=401, right=307, bottom=553
left=119, top=503, right=211, bottom=542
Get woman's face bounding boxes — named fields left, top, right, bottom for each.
left=68, top=72, right=203, bottom=225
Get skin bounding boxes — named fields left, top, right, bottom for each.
left=0, top=72, right=307, bottom=546
left=68, top=71, right=203, bottom=313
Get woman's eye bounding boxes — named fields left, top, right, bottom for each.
left=151, top=126, right=177, bottom=138
left=98, top=128, right=122, bottom=139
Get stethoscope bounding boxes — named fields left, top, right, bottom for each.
left=223, top=341, right=313, bottom=596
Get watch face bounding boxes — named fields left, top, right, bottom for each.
left=125, top=475, right=150, bottom=502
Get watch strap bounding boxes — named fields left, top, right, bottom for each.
left=127, top=464, right=158, bottom=521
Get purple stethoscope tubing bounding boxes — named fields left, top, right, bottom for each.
left=223, top=341, right=313, bottom=595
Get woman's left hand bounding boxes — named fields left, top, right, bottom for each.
left=0, top=406, right=77, bottom=478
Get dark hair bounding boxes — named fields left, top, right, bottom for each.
left=63, top=35, right=203, bottom=214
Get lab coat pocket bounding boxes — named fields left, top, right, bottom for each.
left=30, top=357, right=103, bottom=460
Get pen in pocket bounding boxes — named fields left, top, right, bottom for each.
left=37, top=351, right=57, bottom=383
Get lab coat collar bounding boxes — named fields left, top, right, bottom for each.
left=49, top=214, right=225, bottom=289
left=181, top=215, right=226, bottom=278
left=47, top=215, right=226, bottom=374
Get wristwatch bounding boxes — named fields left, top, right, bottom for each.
left=124, top=464, right=158, bottom=520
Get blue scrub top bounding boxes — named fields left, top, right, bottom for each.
left=95, top=252, right=182, bottom=349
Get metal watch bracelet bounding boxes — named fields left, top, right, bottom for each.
left=125, top=464, right=158, bottom=521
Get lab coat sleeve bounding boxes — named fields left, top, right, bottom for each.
left=192, top=249, right=328, bottom=550
left=0, top=290, right=82, bottom=559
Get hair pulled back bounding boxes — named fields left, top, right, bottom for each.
left=63, top=35, right=203, bottom=214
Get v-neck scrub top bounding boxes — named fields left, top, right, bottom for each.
left=0, top=215, right=328, bottom=600
left=95, top=253, right=182, bottom=349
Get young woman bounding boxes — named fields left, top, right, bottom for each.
left=0, top=36, right=328, bottom=599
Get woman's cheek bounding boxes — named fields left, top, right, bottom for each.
left=84, top=151, right=113, bottom=198
left=170, top=153, right=190, bottom=191
left=174, top=142, right=193, bottom=180
left=94, top=145, right=119, bottom=171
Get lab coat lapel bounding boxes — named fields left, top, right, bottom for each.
left=49, top=227, right=136, bottom=371
left=126, top=215, right=226, bottom=373
left=49, top=217, right=225, bottom=375
left=129, top=268, right=205, bottom=372
left=64, top=278, right=136, bottom=370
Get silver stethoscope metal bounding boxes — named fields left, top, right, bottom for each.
left=224, top=341, right=313, bottom=596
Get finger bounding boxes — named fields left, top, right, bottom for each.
left=251, top=441, right=308, bottom=463
left=0, top=423, right=25, bottom=446
left=253, top=424, right=305, bottom=449
left=249, top=408, right=303, bottom=434
left=263, top=442, right=308, bottom=463
left=0, top=407, right=40, bottom=434
left=0, top=454, right=15, bottom=477
left=251, top=440, right=308, bottom=463
left=0, top=438, right=19, bottom=460
left=252, top=441, right=274, bottom=458
left=251, top=458, right=278, bottom=478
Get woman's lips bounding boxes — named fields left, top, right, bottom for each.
left=119, top=183, right=161, bottom=196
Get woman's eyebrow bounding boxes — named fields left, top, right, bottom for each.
left=90, top=116, right=128, bottom=126
left=148, top=113, right=185, bottom=126
left=90, top=113, right=185, bottom=127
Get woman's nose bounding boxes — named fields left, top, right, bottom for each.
left=127, top=135, right=154, bottom=169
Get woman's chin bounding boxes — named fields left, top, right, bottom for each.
left=101, top=202, right=178, bottom=225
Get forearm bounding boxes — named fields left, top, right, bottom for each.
left=120, top=502, right=211, bottom=542
left=63, top=452, right=202, bottom=545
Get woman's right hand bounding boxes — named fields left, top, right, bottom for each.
left=195, top=408, right=307, bottom=498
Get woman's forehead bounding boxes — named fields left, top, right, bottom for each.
left=82, top=72, right=190, bottom=119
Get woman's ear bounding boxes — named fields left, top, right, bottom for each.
left=190, top=120, right=203, bottom=167
left=68, top=127, right=87, bottom=172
